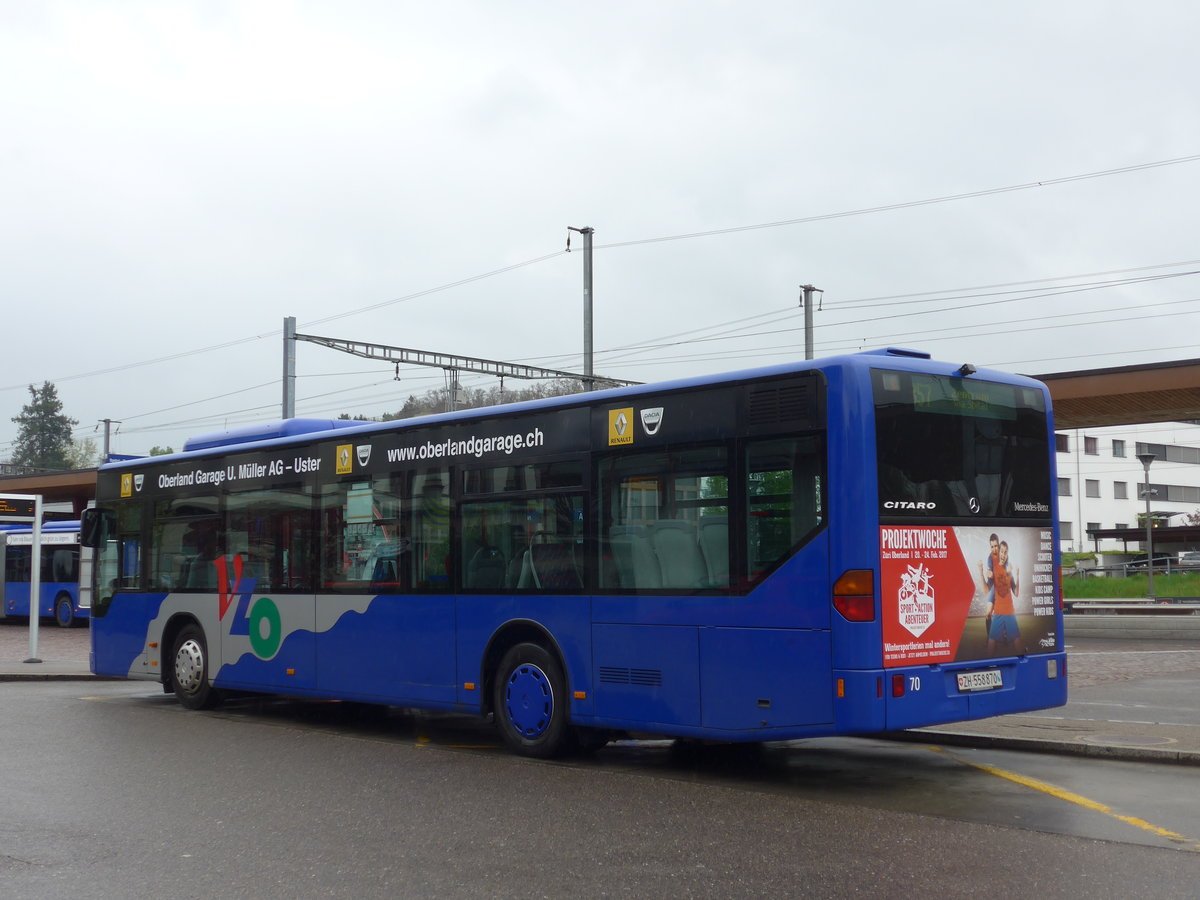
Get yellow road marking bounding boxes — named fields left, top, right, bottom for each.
left=929, top=747, right=1200, bottom=851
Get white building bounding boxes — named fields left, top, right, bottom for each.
left=1055, top=421, right=1200, bottom=555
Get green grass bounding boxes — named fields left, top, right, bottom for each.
left=1062, top=571, right=1200, bottom=599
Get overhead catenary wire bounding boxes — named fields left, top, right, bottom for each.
left=7, top=154, right=1199, bottom=452
left=7, top=154, right=1199, bottom=395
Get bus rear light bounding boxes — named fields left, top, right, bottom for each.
left=892, top=674, right=905, bottom=698
left=833, top=569, right=876, bottom=622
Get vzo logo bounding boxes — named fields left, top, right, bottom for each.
left=215, top=555, right=281, bottom=659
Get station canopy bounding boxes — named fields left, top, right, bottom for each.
left=1035, top=357, right=1200, bottom=429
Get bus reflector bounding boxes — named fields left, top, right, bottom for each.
left=892, top=674, right=905, bottom=698
left=833, top=569, right=875, bottom=622
left=464, top=682, right=476, bottom=691
left=836, top=678, right=845, bottom=698
left=574, top=691, right=587, bottom=700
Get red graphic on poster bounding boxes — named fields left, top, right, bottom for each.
left=880, top=526, right=977, bottom=667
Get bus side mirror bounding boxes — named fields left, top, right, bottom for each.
left=80, top=508, right=112, bottom=549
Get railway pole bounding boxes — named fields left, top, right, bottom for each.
left=800, top=284, right=822, bottom=360
left=1138, top=452, right=1157, bottom=600
left=568, top=226, right=595, bottom=389
left=283, top=316, right=297, bottom=419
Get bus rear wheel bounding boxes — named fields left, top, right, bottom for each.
left=493, top=642, right=572, bottom=758
left=171, top=624, right=222, bottom=710
left=54, top=594, right=76, bottom=628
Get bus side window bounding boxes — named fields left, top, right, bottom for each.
left=599, top=447, right=729, bottom=591
left=51, top=548, right=76, bottom=582
left=6, top=545, right=31, bottom=583
left=226, top=487, right=314, bottom=593
left=745, top=436, right=824, bottom=581
left=152, top=499, right=220, bottom=592
left=412, top=470, right=451, bottom=592
left=460, top=460, right=585, bottom=593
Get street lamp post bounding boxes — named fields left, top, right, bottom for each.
left=1137, top=452, right=1157, bottom=600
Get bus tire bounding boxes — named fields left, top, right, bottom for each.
left=54, top=594, right=76, bottom=628
left=493, top=642, right=572, bottom=758
left=171, top=624, right=222, bottom=710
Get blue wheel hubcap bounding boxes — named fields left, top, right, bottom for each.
left=504, top=663, right=554, bottom=739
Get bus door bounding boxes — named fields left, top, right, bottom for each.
left=315, top=471, right=458, bottom=704
left=217, top=489, right=318, bottom=690
left=697, top=435, right=832, bottom=731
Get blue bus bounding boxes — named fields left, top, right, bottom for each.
left=1, top=520, right=89, bottom=627
left=82, top=348, right=1066, bottom=756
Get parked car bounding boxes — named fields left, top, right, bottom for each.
left=1178, top=551, right=1200, bottom=568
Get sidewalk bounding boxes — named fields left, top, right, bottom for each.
left=898, top=636, right=1200, bottom=765
left=3, top=620, right=1199, bottom=764
left=0, top=619, right=96, bottom=680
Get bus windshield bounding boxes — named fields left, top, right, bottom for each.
left=873, top=369, right=1051, bottom=520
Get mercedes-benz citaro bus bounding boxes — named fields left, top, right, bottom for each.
left=81, top=348, right=1066, bottom=757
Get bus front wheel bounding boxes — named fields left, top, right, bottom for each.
left=54, top=594, right=76, bottom=628
left=493, top=642, right=572, bottom=758
left=171, top=624, right=222, bottom=710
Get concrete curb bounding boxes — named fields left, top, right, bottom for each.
left=883, top=728, right=1200, bottom=766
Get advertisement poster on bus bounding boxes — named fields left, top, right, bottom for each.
left=879, top=525, right=1058, bottom=668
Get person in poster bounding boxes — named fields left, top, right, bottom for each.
left=980, top=537, right=1025, bottom=656
left=978, top=532, right=1000, bottom=609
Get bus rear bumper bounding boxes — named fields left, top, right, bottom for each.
left=835, top=653, right=1069, bottom=733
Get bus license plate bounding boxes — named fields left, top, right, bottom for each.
left=956, top=669, right=1003, bottom=692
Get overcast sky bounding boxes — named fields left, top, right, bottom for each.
left=3, top=1, right=1199, bottom=459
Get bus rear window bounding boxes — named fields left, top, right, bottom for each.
left=873, top=369, right=1051, bottom=520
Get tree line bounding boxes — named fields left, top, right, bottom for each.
left=339, top=378, right=587, bottom=423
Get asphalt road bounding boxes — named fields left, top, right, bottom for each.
left=4, top=679, right=1200, bottom=898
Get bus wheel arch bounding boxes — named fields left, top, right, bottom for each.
left=167, top=619, right=223, bottom=710
left=53, top=592, right=76, bottom=628
left=483, top=622, right=575, bottom=758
